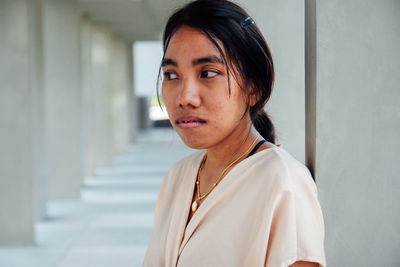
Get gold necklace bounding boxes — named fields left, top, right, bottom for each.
left=191, top=137, right=259, bottom=213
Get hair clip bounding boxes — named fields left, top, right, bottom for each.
left=240, top=16, right=255, bottom=27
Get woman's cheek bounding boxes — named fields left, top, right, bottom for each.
left=162, top=87, right=174, bottom=106
left=210, top=101, right=226, bottom=120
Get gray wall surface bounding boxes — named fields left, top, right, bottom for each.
left=306, top=0, right=400, bottom=266
left=238, top=0, right=305, bottom=162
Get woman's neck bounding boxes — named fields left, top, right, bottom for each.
left=204, top=124, right=260, bottom=171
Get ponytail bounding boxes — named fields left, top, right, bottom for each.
left=252, top=110, right=275, bottom=144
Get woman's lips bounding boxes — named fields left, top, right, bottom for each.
left=176, top=116, right=206, bottom=129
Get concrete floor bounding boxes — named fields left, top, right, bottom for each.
left=0, top=128, right=194, bottom=267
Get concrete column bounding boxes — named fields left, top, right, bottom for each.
left=90, top=22, right=114, bottom=168
left=238, top=0, right=305, bottom=162
left=30, top=0, right=47, bottom=221
left=0, top=0, right=43, bottom=245
left=43, top=0, right=83, bottom=199
left=306, top=0, right=400, bottom=265
left=111, top=36, right=131, bottom=154
left=81, top=19, right=131, bottom=175
left=128, top=43, right=139, bottom=143
left=305, top=0, right=317, bottom=176
left=80, top=16, right=96, bottom=176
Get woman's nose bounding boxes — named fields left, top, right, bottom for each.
left=176, top=78, right=201, bottom=108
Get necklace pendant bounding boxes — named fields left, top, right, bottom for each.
left=191, top=200, right=199, bottom=213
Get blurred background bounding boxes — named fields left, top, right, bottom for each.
left=0, top=0, right=399, bottom=266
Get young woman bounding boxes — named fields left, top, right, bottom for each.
left=143, top=1, right=325, bottom=266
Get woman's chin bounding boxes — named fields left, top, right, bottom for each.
left=184, top=142, right=206, bottom=150
left=176, top=132, right=207, bottom=150
left=182, top=139, right=206, bottom=150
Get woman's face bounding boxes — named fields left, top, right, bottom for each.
left=162, top=26, right=251, bottom=149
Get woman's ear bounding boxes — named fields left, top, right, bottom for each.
left=248, top=84, right=260, bottom=107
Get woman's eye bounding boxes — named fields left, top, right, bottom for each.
left=164, top=72, right=178, bottom=80
left=200, top=70, right=218, bottom=78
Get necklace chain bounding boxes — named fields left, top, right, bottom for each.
left=191, top=137, right=259, bottom=213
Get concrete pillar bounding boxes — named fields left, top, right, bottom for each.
left=238, top=0, right=305, bottom=162
left=111, top=36, right=131, bottom=154
left=128, top=43, right=139, bottom=143
left=306, top=0, right=400, bottom=265
left=0, top=0, right=43, bottom=245
left=80, top=16, right=96, bottom=176
left=305, top=0, right=317, bottom=177
left=81, top=19, right=133, bottom=176
left=43, top=0, right=83, bottom=199
left=30, top=0, right=47, bottom=221
left=90, top=22, right=114, bottom=168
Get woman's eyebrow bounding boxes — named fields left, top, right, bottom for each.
left=161, top=58, right=177, bottom=67
left=192, top=55, right=223, bottom=66
left=161, top=55, right=223, bottom=67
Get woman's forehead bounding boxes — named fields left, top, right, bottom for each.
left=164, top=26, right=225, bottom=60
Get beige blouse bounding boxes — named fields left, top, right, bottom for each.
left=143, top=147, right=326, bottom=267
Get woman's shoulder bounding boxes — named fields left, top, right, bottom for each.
left=253, top=148, right=325, bottom=267
left=248, top=146, right=317, bottom=195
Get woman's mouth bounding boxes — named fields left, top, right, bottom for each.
left=176, top=116, right=206, bottom=129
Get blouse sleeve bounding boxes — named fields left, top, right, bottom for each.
left=264, top=167, right=326, bottom=267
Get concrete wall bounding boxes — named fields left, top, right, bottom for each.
left=238, top=0, right=305, bottom=162
left=306, top=0, right=400, bottom=266
left=0, top=0, right=43, bottom=245
left=43, top=0, right=83, bottom=199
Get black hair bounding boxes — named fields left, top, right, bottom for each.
left=160, top=0, right=276, bottom=143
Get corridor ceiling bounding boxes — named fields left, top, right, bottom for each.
left=78, top=0, right=188, bottom=41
